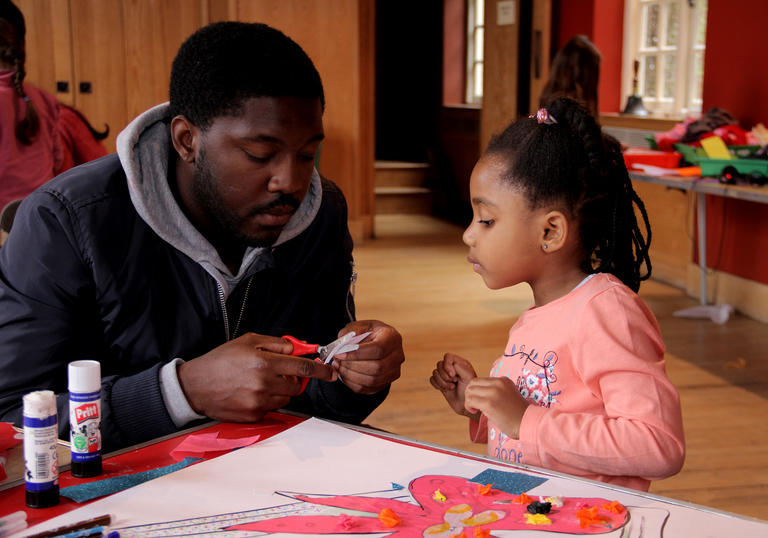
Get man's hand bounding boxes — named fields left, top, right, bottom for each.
left=331, top=320, right=404, bottom=394
left=464, top=376, right=530, bottom=439
left=178, top=333, right=337, bottom=423
left=430, top=353, right=479, bottom=418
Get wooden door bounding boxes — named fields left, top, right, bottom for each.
left=18, top=0, right=208, bottom=153
left=15, top=0, right=74, bottom=105
left=67, top=0, right=126, bottom=152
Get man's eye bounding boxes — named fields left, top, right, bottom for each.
left=477, top=219, right=494, bottom=226
left=245, top=152, right=271, bottom=163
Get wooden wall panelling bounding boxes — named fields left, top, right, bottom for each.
left=121, top=0, right=208, bottom=123
left=206, top=0, right=237, bottom=22
left=356, top=0, right=375, bottom=239
left=16, top=0, right=74, bottom=105
left=19, top=0, right=209, bottom=151
left=528, top=0, right=551, bottom=114
left=480, top=0, right=521, bottom=150
left=69, top=0, right=127, bottom=152
left=234, top=0, right=376, bottom=241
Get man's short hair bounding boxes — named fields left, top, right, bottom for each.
left=169, top=21, right=325, bottom=129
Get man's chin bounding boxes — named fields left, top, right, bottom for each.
left=239, top=228, right=283, bottom=248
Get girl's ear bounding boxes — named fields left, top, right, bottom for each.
left=170, top=115, right=199, bottom=163
left=539, top=210, right=569, bottom=253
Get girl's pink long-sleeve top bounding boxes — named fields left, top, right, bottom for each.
left=471, top=273, right=685, bottom=491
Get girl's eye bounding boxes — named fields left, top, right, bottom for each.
left=477, top=219, right=494, bottom=226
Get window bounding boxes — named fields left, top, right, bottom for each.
left=622, top=0, right=708, bottom=116
left=466, top=0, right=484, bottom=104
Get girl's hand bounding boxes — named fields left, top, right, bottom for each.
left=429, top=353, right=479, bottom=419
left=464, top=377, right=530, bottom=439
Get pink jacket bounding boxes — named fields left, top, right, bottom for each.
left=471, top=273, right=685, bottom=491
left=0, top=70, right=63, bottom=210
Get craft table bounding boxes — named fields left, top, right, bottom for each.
left=2, top=412, right=767, bottom=537
left=0, top=412, right=305, bottom=528
left=628, top=171, right=768, bottom=304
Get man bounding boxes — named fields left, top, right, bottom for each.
left=0, top=21, right=404, bottom=451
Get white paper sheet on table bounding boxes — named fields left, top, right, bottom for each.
left=14, top=418, right=767, bottom=538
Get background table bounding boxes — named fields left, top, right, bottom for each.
left=628, top=172, right=768, bottom=305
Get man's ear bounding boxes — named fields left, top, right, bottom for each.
left=539, top=210, right=569, bottom=253
left=170, top=115, right=199, bottom=163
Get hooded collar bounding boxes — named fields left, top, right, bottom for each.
left=116, top=102, right=322, bottom=298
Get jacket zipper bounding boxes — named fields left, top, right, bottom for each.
left=217, top=274, right=255, bottom=342
left=217, top=283, right=230, bottom=341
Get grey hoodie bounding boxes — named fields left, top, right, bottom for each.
left=115, top=103, right=323, bottom=427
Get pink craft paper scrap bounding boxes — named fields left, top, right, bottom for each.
left=170, top=431, right=261, bottom=461
left=229, top=475, right=628, bottom=536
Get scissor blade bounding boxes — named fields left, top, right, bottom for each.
left=318, top=330, right=372, bottom=364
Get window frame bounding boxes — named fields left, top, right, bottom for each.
left=466, top=0, right=484, bottom=105
left=621, top=0, right=707, bottom=117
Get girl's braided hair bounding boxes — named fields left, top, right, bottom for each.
left=486, top=97, right=652, bottom=292
left=0, top=1, right=40, bottom=145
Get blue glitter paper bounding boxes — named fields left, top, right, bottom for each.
left=60, top=457, right=202, bottom=503
left=469, top=469, right=547, bottom=495
left=391, top=482, right=405, bottom=490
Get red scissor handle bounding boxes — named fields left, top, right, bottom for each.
left=297, top=360, right=323, bottom=394
left=282, top=335, right=319, bottom=356
left=282, top=335, right=322, bottom=394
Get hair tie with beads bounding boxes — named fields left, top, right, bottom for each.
left=22, top=96, right=30, bottom=102
left=532, top=108, right=557, bottom=125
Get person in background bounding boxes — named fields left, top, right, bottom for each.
left=0, top=0, right=62, bottom=211
left=0, top=21, right=404, bottom=451
left=539, top=35, right=601, bottom=118
left=56, top=103, right=109, bottom=173
left=430, top=98, right=685, bottom=491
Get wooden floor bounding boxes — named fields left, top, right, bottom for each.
left=354, top=214, right=768, bottom=522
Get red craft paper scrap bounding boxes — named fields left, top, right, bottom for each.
left=170, top=431, right=261, bottom=461
left=0, top=422, right=22, bottom=451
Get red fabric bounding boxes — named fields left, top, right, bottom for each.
left=0, top=70, right=63, bottom=210
left=56, top=105, right=108, bottom=173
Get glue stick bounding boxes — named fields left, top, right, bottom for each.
left=23, top=390, right=60, bottom=508
left=68, top=360, right=102, bottom=477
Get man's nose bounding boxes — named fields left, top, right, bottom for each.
left=268, top=156, right=307, bottom=194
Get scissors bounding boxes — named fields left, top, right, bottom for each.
left=282, top=331, right=372, bottom=393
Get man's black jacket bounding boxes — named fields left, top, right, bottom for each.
left=0, top=155, right=387, bottom=451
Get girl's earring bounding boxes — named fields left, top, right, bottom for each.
left=542, top=244, right=548, bottom=250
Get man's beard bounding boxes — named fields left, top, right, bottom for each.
left=191, top=148, right=298, bottom=248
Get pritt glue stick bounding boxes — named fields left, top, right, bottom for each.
left=23, top=390, right=59, bottom=507
left=68, top=360, right=102, bottom=477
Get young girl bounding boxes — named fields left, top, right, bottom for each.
left=430, top=97, right=685, bottom=492
left=0, top=0, right=63, bottom=210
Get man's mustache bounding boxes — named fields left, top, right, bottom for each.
left=249, top=194, right=300, bottom=216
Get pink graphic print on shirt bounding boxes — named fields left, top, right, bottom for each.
left=495, top=344, right=561, bottom=408
left=488, top=345, right=561, bottom=463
